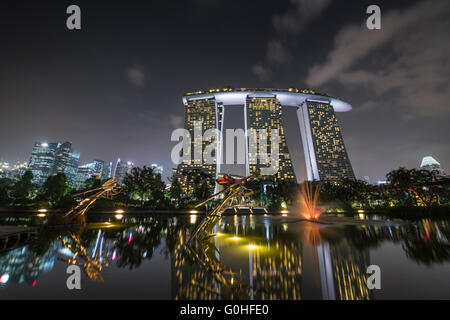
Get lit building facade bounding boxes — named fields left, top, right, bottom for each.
left=28, top=141, right=81, bottom=185
left=420, top=156, right=447, bottom=178
left=74, top=163, right=95, bottom=189
left=246, top=94, right=296, bottom=181
left=151, top=163, right=164, bottom=175
left=176, top=97, right=217, bottom=194
left=93, top=159, right=105, bottom=178
left=176, top=88, right=355, bottom=193
left=28, top=142, right=59, bottom=184
left=102, top=161, right=113, bottom=180
left=114, top=158, right=134, bottom=184
left=299, top=101, right=354, bottom=181
left=53, top=142, right=80, bottom=183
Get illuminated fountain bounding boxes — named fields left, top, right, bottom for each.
left=299, top=182, right=322, bottom=221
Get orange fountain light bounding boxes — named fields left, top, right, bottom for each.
left=300, top=182, right=322, bottom=221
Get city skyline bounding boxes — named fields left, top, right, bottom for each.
left=0, top=0, right=449, bottom=183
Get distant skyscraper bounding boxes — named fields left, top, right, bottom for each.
left=28, top=142, right=59, bottom=184
left=53, top=142, right=80, bottom=184
left=28, top=141, right=80, bottom=185
left=124, top=161, right=134, bottom=175
left=93, top=159, right=105, bottom=178
left=114, top=158, right=134, bottom=183
left=102, top=161, right=113, bottom=180
left=151, top=163, right=163, bottom=175
left=74, top=163, right=95, bottom=189
left=420, top=156, right=446, bottom=177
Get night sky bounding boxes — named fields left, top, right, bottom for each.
left=0, top=0, right=449, bottom=183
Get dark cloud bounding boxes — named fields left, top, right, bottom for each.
left=125, top=65, right=146, bottom=87
left=252, top=0, right=332, bottom=81
left=273, top=0, right=332, bottom=36
left=252, top=64, right=272, bottom=82
left=306, top=0, right=450, bottom=180
left=266, top=40, right=292, bottom=65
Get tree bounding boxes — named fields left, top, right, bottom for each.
left=266, top=180, right=300, bottom=210
left=11, top=170, right=37, bottom=205
left=83, top=176, right=102, bottom=191
left=0, top=178, right=12, bottom=206
left=122, top=166, right=167, bottom=209
left=387, top=167, right=436, bottom=206
left=41, top=173, right=71, bottom=206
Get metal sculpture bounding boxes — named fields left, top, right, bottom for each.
left=63, top=177, right=122, bottom=222
left=188, top=170, right=260, bottom=244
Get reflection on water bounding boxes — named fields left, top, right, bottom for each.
left=1, top=215, right=450, bottom=299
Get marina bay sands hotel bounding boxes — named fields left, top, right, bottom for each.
left=176, top=87, right=355, bottom=192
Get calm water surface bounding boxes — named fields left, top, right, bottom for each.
left=1, top=213, right=450, bottom=299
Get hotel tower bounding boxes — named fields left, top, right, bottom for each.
left=176, top=88, right=355, bottom=194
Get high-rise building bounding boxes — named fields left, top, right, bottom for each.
left=52, top=142, right=80, bottom=184
left=176, top=88, right=355, bottom=194
left=420, top=156, right=447, bottom=178
left=114, top=158, right=134, bottom=184
left=151, top=163, right=163, bottom=175
left=74, top=163, right=95, bottom=189
left=102, top=161, right=113, bottom=180
left=28, top=141, right=81, bottom=185
left=92, top=159, right=105, bottom=178
left=300, top=101, right=354, bottom=181
left=246, top=94, right=296, bottom=181
left=28, top=142, right=59, bottom=184
left=176, top=97, right=217, bottom=194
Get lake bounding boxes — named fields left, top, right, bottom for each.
left=1, top=213, right=450, bottom=299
